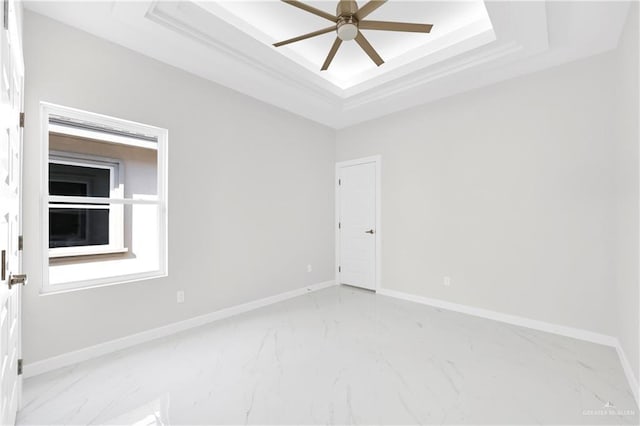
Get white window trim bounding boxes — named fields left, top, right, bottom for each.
left=40, top=102, right=168, bottom=295
left=48, top=151, right=126, bottom=258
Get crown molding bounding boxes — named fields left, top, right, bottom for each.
left=145, top=1, right=343, bottom=107
left=344, top=40, right=522, bottom=111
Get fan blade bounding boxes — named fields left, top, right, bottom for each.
left=359, top=20, right=433, bottom=33
left=321, top=37, right=343, bottom=71
left=281, top=0, right=336, bottom=22
left=274, top=26, right=336, bottom=47
left=354, top=0, right=387, bottom=21
left=355, top=31, right=384, bottom=66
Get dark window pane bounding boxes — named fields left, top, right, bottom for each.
left=50, top=181, right=88, bottom=197
left=49, top=208, right=110, bottom=248
left=49, top=163, right=110, bottom=197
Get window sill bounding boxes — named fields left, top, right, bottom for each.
left=49, top=246, right=129, bottom=259
left=41, top=270, right=168, bottom=296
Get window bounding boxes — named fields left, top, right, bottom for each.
left=48, top=153, right=125, bottom=258
left=41, top=103, right=168, bottom=293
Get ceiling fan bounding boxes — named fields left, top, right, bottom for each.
left=273, top=0, right=433, bottom=71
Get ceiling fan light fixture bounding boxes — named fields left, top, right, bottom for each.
left=337, top=18, right=358, bottom=41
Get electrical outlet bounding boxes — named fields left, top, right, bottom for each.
left=307, top=264, right=312, bottom=273
left=443, top=276, right=451, bottom=287
left=177, top=290, right=185, bottom=304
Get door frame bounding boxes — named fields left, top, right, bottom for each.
left=335, top=155, right=381, bottom=291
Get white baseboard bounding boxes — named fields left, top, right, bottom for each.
left=377, top=288, right=617, bottom=346
left=24, top=280, right=336, bottom=378
left=615, top=340, right=640, bottom=408
left=377, top=287, right=640, bottom=405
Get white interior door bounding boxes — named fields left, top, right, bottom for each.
left=337, top=158, right=378, bottom=291
left=0, top=0, right=24, bottom=424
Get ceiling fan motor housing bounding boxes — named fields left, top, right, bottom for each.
left=336, top=0, right=358, bottom=17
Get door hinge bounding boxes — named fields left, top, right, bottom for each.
left=18, top=235, right=23, bottom=251
left=19, top=112, right=24, bottom=128
left=17, top=359, right=22, bottom=375
left=3, top=0, right=8, bottom=30
left=338, top=222, right=341, bottom=229
left=338, top=266, right=341, bottom=273
left=338, top=179, right=341, bottom=186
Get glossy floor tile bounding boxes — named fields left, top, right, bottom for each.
left=17, top=285, right=639, bottom=425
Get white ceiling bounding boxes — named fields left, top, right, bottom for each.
left=25, top=1, right=632, bottom=129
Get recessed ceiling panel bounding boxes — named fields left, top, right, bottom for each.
left=199, top=1, right=494, bottom=89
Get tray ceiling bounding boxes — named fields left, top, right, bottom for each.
left=201, top=1, right=494, bottom=89
left=24, top=1, right=632, bottom=128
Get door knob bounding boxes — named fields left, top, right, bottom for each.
left=8, top=273, right=27, bottom=289
left=365, top=229, right=375, bottom=234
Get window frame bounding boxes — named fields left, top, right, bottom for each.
left=40, top=102, right=168, bottom=295
left=48, top=151, right=126, bottom=258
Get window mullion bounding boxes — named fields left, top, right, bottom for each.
left=49, top=203, right=110, bottom=210
left=48, top=195, right=160, bottom=205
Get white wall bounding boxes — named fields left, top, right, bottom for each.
left=337, top=35, right=629, bottom=337
left=614, top=4, right=639, bottom=386
left=23, top=11, right=335, bottom=363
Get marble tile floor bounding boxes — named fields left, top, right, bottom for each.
left=17, top=285, right=639, bottom=425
